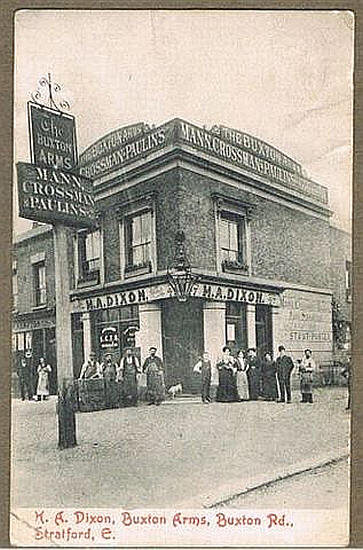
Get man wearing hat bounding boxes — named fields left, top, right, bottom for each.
left=142, top=347, right=165, bottom=406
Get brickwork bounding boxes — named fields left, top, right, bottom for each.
left=97, top=168, right=181, bottom=280
left=14, top=226, right=55, bottom=313
left=177, top=167, right=331, bottom=288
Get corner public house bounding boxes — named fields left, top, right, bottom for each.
left=56, top=117, right=334, bottom=391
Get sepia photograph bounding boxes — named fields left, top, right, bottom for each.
left=10, top=9, right=353, bottom=546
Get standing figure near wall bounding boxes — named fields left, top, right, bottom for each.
left=245, top=348, right=261, bottom=401
left=193, top=351, right=212, bottom=403
left=299, top=349, right=316, bottom=403
left=36, top=357, right=52, bottom=401
left=216, top=346, right=240, bottom=403
left=261, top=352, right=278, bottom=401
left=236, top=350, right=249, bottom=401
left=118, top=348, right=141, bottom=407
left=142, top=346, right=165, bottom=406
left=17, top=356, right=33, bottom=400
left=101, top=352, right=118, bottom=408
left=276, top=345, right=294, bottom=403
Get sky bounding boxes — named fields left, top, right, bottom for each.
left=14, top=9, right=354, bottom=234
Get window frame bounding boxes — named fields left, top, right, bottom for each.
left=76, top=228, right=102, bottom=286
left=118, top=196, right=157, bottom=280
left=124, top=209, right=153, bottom=272
left=33, top=261, right=47, bottom=307
left=214, top=195, right=253, bottom=275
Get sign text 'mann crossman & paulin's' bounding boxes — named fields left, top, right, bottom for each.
left=81, top=285, right=275, bottom=312
left=17, top=163, right=96, bottom=226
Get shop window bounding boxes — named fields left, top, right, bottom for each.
left=78, top=229, right=101, bottom=284
left=124, top=210, right=152, bottom=275
left=346, top=260, right=352, bottom=302
left=16, top=331, right=32, bottom=352
left=94, top=305, right=140, bottom=357
left=225, top=302, right=247, bottom=353
left=33, top=261, right=47, bottom=307
left=12, top=260, right=18, bottom=311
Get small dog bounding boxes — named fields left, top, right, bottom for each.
left=168, top=383, right=183, bottom=399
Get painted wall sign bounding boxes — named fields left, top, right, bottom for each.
left=277, top=289, right=333, bottom=354
left=28, top=102, right=78, bottom=172
left=76, top=118, right=328, bottom=206
left=14, top=317, right=55, bottom=331
left=78, top=125, right=168, bottom=179
left=17, top=162, right=96, bottom=228
left=71, top=281, right=281, bottom=313
left=178, top=121, right=328, bottom=205
left=79, top=123, right=147, bottom=167
left=216, top=125, right=302, bottom=176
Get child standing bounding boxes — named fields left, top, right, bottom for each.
left=193, top=352, right=212, bottom=403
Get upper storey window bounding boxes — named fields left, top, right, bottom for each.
left=125, top=210, right=152, bottom=271
left=214, top=194, right=254, bottom=275
left=78, top=229, right=101, bottom=284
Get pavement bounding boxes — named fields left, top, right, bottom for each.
left=217, top=456, right=349, bottom=509
left=11, top=386, right=350, bottom=509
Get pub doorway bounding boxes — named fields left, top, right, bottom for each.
left=256, top=305, right=273, bottom=357
left=162, top=298, right=204, bottom=393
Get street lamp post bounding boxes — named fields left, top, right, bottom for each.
left=166, top=231, right=200, bottom=302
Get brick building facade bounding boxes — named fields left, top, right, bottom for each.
left=13, top=119, right=351, bottom=393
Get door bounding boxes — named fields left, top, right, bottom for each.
left=256, top=305, right=272, bottom=358
left=162, top=298, right=204, bottom=393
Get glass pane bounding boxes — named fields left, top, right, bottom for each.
left=17, top=333, right=25, bottom=351
left=132, top=245, right=143, bottom=264
left=86, top=231, right=100, bottom=261
left=220, top=219, right=230, bottom=248
left=38, top=265, right=46, bottom=287
left=25, top=332, right=32, bottom=349
left=132, top=216, right=142, bottom=246
left=142, top=243, right=150, bottom=262
left=221, top=249, right=229, bottom=262
left=229, top=221, right=238, bottom=251
left=141, top=212, right=152, bottom=243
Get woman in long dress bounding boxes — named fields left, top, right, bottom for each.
left=261, top=352, right=278, bottom=401
left=36, top=357, right=52, bottom=401
left=236, top=350, right=249, bottom=401
left=216, top=346, right=240, bottom=402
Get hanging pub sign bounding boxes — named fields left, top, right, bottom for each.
left=16, top=162, right=96, bottom=228
left=27, top=102, right=78, bottom=172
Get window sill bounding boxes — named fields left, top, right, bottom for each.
left=32, top=304, right=48, bottom=311
left=77, top=277, right=100, bottom=289
left=124, top=263, right=152, bottom=278
left=221, top=262, right=249, bottom=275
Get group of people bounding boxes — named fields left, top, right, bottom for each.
left=16, top=353, right=52, bottom=402
left=17, top=343, right=350, bottom=410
left=193, top=345, right=317, bottom=405
left=78, top=346, right=166, bottom=407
